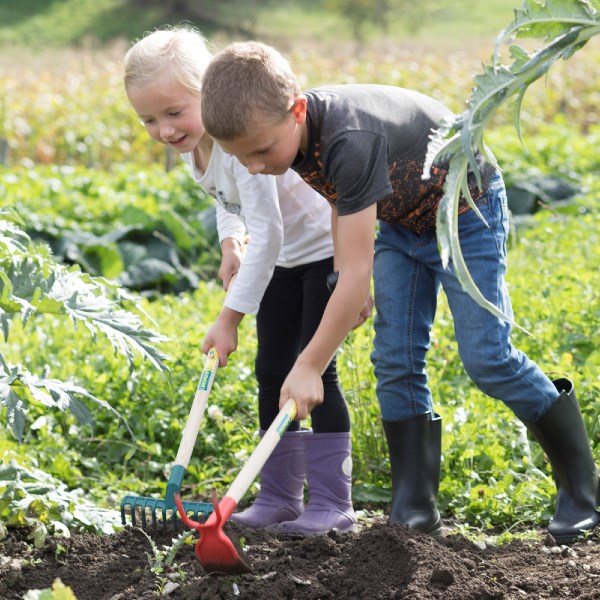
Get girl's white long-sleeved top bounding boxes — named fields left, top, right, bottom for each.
left=181, top=146, right=333, bottom=315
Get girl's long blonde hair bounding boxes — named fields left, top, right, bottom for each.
left=123, top=25, right=212, bottom=96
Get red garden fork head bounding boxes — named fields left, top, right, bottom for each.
left=175, top=489, right=252, bottom=575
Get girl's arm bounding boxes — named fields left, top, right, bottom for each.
left=219, top=235, right=248, bottom=289
left=215, top=202, right=247, bottom=288
left=219, top=157, right=284, bottom=317
left=202, top=154, right=285, bottom=365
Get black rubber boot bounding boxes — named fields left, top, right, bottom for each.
left=382, top=412, right=442, bottom=536
left=523, top=378, right=600, bottom=544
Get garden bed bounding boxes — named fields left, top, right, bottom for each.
left=1, top=517, right=599, bottom=599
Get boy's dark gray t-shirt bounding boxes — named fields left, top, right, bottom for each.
left=292, top=84, right=495, bottom=234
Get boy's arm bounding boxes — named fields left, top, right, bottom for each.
left=330, top=203, right=339, bottom=271
left=280, top=203, right=377, bottom=419
left=329, top=205, right=372, bottom=329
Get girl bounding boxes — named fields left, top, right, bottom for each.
left=123, top=26, right=364, bottom=535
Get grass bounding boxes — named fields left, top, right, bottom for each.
left=0, top=0, right=169, bottom=47
left=0, top=0, right=524, bottom=50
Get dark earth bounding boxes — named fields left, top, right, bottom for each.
left=1, top=513, right=599, bottom=600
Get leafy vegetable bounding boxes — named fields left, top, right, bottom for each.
left=0, top=459, right=121, bottom=537
left=424, top=0, right=600, bottom=323
left=23, top=579, right=77, bottom=600
left=0, top=206, right=170, bottom=441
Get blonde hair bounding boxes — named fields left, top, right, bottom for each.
left=123, top=25, right=212, bottom=96
left=201, top=41, right=301, bottom=140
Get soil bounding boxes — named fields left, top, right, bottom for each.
left=1, top=514, right=600, bottom=600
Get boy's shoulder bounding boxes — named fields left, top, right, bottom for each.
left=305, top=84, right=449, bottom=123
left=304, top=84, right=451, bottom=140
left=306, top=83, right=427, bottom=102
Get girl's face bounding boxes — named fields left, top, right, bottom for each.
left=127, top=78, right=205, bottom=154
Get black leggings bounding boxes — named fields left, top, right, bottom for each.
left=255, top=257, right=350, bottom=433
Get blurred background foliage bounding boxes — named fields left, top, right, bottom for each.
left=0, top=0, right=518, bottom=48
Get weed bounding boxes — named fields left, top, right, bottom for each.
left=139, top=527, right=193, bottom=575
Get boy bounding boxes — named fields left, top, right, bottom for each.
left=200, top=40, right=599, bottom=542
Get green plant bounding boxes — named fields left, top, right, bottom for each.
left=2, top=165, right=221, bottom=292
left=0, top=205, right=170, bottom=442
left=0, top=458, right=122, bottom=538
left=336, top=321, right=389, bottom=491
left=425, top=0, right=600, bottom=323
left=23, top=579, right=77, bottom=600
left=54, top=542, right=68, bottom=561
left=138, top=527, right=192, bottom=593
left=0, top=4, right=597, bottom=538
left=140, top=527, right=193, bottom=573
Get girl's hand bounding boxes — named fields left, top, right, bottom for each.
left=201, top=309, right=243, bottom=367
left=219, top=236, right=248, bottom=289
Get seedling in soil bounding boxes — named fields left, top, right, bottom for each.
left=139, top=528, right=193, bottom=574
left=53, top=543, right=68, bottom=561
left=155, top=575, right=170, bottom=596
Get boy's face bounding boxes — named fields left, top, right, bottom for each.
left=215, top=97, right=307, bottom=176
left=127, top=79, right=205, bottom=154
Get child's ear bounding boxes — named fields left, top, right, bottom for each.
left=290, top=96, right=307, bottom=124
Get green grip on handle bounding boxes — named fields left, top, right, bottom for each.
left=164, top=464, right=186, bottom=510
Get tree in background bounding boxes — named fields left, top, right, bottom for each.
left=124, top=0, right=260, bottom=36
left=327, top=0, right=438, bottom=43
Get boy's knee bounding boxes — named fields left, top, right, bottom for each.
left=461, top=357, right=506, bottom=397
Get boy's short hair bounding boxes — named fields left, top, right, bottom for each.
left=123, top=25, right=212, bottom=96
left=201, top=41, right=301, bottom=140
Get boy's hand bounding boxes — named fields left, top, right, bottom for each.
left=279, top=362, right=324, bottom=421
left=353, top=292, right=374, bottom=329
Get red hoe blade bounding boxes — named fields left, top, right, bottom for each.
left=175, top=488, right=250, bottom=574
left=175, top=399, right=297, bottom=574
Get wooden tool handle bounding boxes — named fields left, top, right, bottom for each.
left=174, top=347, right=219, bottom=467
left=226, top=398, right=298, bottom=504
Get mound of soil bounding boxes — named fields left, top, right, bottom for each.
left=1, top=517, right=599, bottom=599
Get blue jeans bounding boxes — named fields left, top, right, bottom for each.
left=371, top=172, right=559, bottom=422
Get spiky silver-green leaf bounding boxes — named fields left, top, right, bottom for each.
left=1, top=208, right=171, bottom=440
left=424, top=0, right=600, bottom=324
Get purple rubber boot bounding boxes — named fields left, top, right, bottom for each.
left=229, top=429, right=308, bottom=529
left=276, top=432, right=358, bottom=536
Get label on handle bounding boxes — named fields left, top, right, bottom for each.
left=198, top=348, right=219, bottom=392
left=275, top=400, right=298, bottom=436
